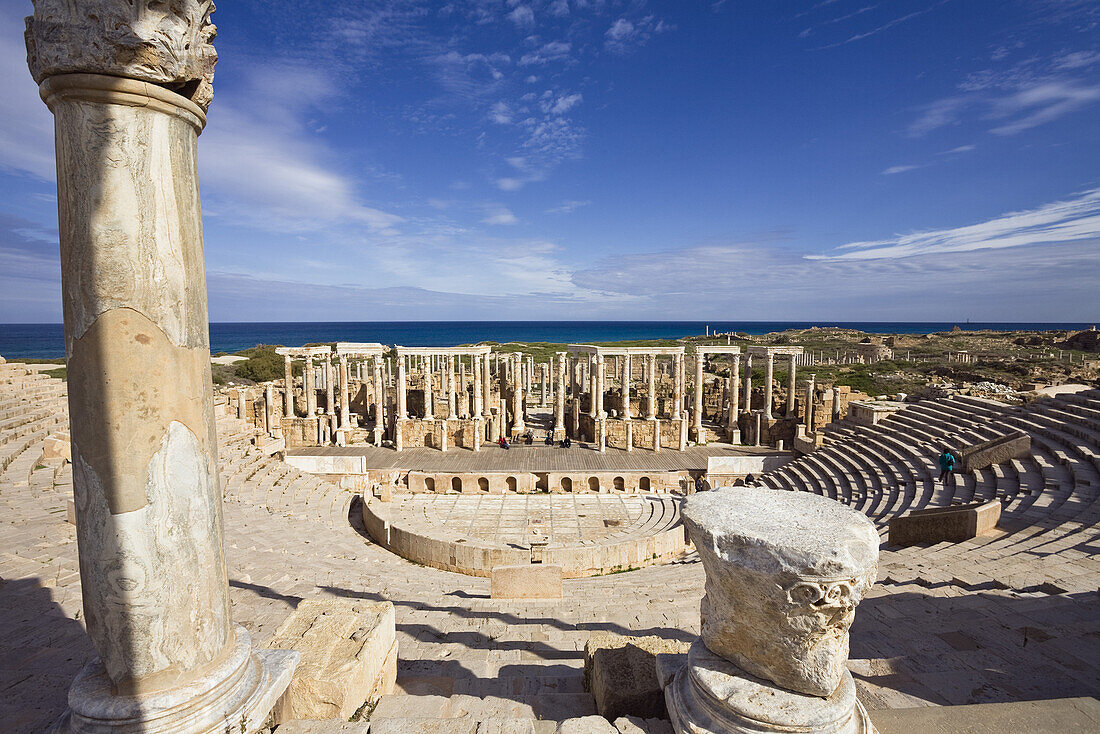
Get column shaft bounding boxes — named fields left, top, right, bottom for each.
left=283, top=356, right=294, bottom=418
left=764, top=354, right=774, bottom=419
left=786, top=354, right=797, bottom=415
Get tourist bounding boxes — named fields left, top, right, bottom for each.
left=562, top=436, right=572, bottom=448
left=938, top=448, right=956, bottom=486
left=499, top=436, right=510, bottom=450
left=525, top=431, right=534, bottom=445
left=695, top=475, right=706, bottom=493
left=545, top=432, right=554, bottom=445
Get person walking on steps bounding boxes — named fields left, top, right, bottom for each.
left=938, top=448, right=956, bottom=487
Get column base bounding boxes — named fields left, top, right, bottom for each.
left=660, top=641, right=875, bottom=734
left=53, top=625, right=298, bottom=734
left=727, top=428, right=741, bottom=445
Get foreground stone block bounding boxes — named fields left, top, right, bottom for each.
left=662, top=487, right=878, bottom=733
left=491, top=564, right=563, bottom=599
left=888, top=500, right=1001, bottom=546
left=41, top=431, right=70, bottom=462
left=275, top=720, right=370, bottom=733
left=557, top=716, right=618, bottom=734
left=265, top=599, right=397, bottom=723
left=584, top=632, right=689, bottom=720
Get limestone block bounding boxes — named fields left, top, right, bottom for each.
left=584, top=633, right=689, bottom=720
left=556, top=716, right=618, bottom=734
left=614, top=716, right=674, bottom=734
left=491, top=564, right=563, bottom=599
left=42, top=431, right=71, bottom=462
left=66, top=498, right=76, bottom=525
left=958, top=432, right=1030, bottom=472
left=265, top=598, right=397, bottom=723
left=888, top=500, right=1001, bottom=546
left=681, top=487, right=878, bottom=697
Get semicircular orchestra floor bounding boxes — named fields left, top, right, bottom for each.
left=363, top=493, right=687, bottom=577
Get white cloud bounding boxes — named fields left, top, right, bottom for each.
left=940, top=144, right=976, bottom=154
left=547, top=92, right=583, bottom=115
left=604, top=15, right=671, bottom=54
left=490, top=101, right=514, bottom=124
left=199, top=63, right=403, bottom=235
left=546, top=199, right=590, bottom=214
left=508, top=5, right=535, bottom=28
left=548, top=0, right=570, bottom=17
left=519, top=40, right=572, bottom=65
left=882, top=164, right=923, bottom=175
left=483, top=206, right=520, bottom=225
left=988, top=81, right=1100, bottom=135
left=808, top=188, right=1100, bottom=260
left=496, top=177, right=525, bottom=191
left=1053, top=50, right=1100, bottom=70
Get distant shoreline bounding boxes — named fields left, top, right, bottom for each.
left=1, top=320, right=1093, bottom=360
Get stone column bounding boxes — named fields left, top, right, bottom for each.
left=646, top=355, right=657, bottom=420
left=237, top=389, right=247, bottom=420
left=446, top=354, right=456, bottom=419
left=304, top=357, right=317, bottom=416
left=621, top=353, right=632, bottom=420
left=692, top=351, right=704, bottom=441
left=397, top=356, right=407, bottom=419
left=805, top=374, right=816, bottom=431
left=540, top=362, right=549, bottom=406
left=422, top=358, right=434, bottom=420
left=786, top=353, right=797, bottom=416
left=283, top=355, right=294, bottom=418
left=754, top=411, right=763, bottom=447
left=764, top=352, right=774, bottom=419
left=662, top=488, right=878, bottom=734
left=672, top=354, right=683, bottom=421
left=595, top=355, right=605, bottom=417
left=324, top=356, right=335, bottom=417
left=338, top=355, right=350, bottom=429
left=588, top=355, right=598, bottom=418
left=458, top=358, right=468, bottom=418
left=511, top=354, right=526, bottom=435
left=264, top=383, right=275, bottom=436
left=482, top=353, right=492, bottom=429
left=743, top=354, right=752, bottom=413
left=729, top=354, right=741, bottom=443
left=554, top=353, right=566, bottom=437
left=373, top=357, right=385, bottom=446
left=25, top=5, right=296, bottom=729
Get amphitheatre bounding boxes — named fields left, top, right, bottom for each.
left=3, top=3, right=1099, bottom=734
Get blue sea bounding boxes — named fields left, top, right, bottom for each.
left=0, top=321, right=1090, bottom=360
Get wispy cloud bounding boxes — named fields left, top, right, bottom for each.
left=812, top=2, right=949, bottom=50
left=988, top=81, right=1100, bottom=135
left=546, top=200, right=591, bottom=214
left=882, top=164, right=924, bottom=175
left=200, top=63, right=403, bottom=235
left=604, top=15, right=672, bottom=54
left=482, top=206, right=520, bottom=225
left=808, top=188, right=1100, bottom=260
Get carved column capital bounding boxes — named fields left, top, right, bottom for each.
left=26, top=0, right=217, bottom=110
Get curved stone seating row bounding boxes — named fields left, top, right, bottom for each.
left=751, top=390, right=1100, bottom=592
left=213, top=408, right=356, bottom=530
left=0, top=366, right=69, bottom=481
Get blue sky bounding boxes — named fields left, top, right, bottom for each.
left=2, top=0, right=1099, bottom=322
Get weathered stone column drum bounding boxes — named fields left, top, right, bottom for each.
left=27, top=2, right=295, bottom=731
left=661, top=487, right=878, bottom=733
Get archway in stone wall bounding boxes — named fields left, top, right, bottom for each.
left=452, top=476, right=462, bottom=492
left=478, top=477, right=489, bottom=492
left=588, top=476, right=600, bottom=492
left=613, top=476, right=625, bottom=492
left=639, top=476, right=651, bottom=492
left=425, top=477, right=436, bottom=492
left=506, top=476, right=517, bottom=492
left=535, top=473, right=549, bottom=492
left=561, top=477, right=573, bottom=492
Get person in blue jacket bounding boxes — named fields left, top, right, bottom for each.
left=938, top=448, right=956, bottom=486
